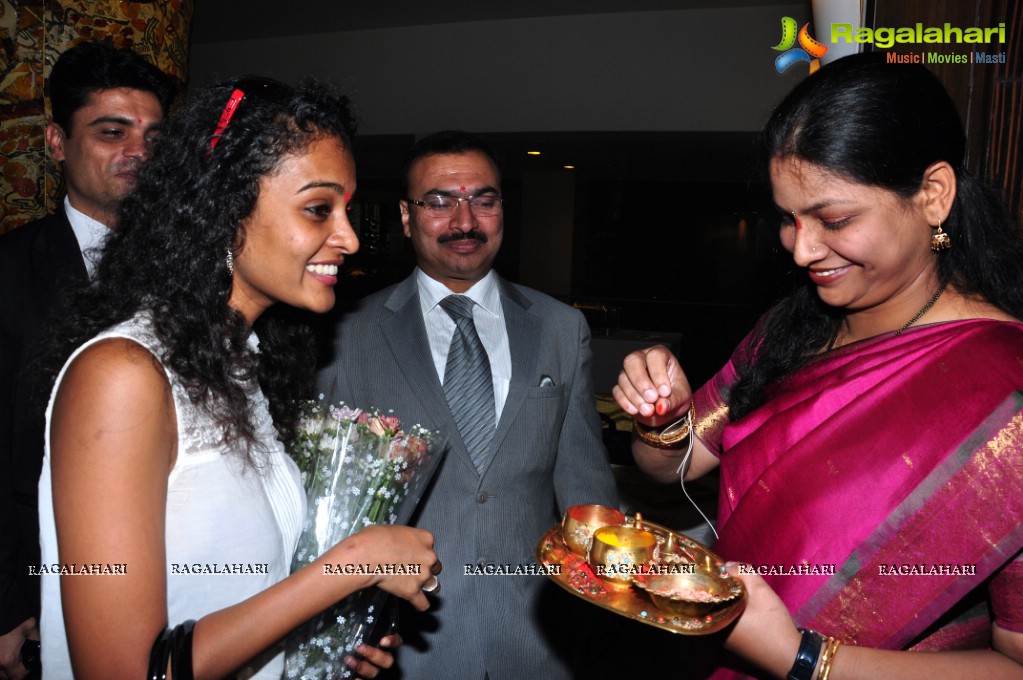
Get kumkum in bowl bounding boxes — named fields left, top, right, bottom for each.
left=633, top=568, right=744, bottom=618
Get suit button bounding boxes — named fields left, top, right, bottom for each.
left=475, top=491, right=488, bottom=503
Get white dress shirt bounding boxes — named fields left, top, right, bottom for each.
left=416, top=268, right=511, bottom=420
left=64, top=196, right=110, bottom=279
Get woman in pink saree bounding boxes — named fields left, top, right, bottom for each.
left=615, top=53, right=1023, bottom=679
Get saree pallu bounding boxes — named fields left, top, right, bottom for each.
left=693, top=319, right=1023, bottom=677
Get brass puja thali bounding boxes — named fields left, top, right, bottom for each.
left=535, top=506, right=746, bottom=635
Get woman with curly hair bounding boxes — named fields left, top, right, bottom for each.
left=37, top=77, right=439, bottom=679
left=615, top=53, right=1023, bottom=678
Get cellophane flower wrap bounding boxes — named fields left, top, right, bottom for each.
left=284, top=399, right=443, bottom=680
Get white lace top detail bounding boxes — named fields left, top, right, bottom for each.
left=38, top=313, right=306, bottom=679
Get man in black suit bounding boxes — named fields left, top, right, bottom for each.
left=0, top=40, right=175, bottom=679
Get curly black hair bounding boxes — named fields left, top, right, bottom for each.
left=729, top=52, right=1023, bottom=419
left=40, top=76, right=358, bottom=462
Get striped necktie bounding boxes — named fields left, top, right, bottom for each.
left=440, top=295, right=496, bottom=473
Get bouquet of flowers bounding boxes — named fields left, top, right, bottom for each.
left=284, top=399, right=444, bottom=680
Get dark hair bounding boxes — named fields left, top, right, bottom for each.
left=48, top=40, right=177, bottom=134
left=41, top=77, right=358, bottom=460
left=729, top=52, right=1023, bottom=419
left=402, top=130, right=501, bottom=195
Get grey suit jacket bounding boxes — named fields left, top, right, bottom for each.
left=316, top=272, right=619, bottom=680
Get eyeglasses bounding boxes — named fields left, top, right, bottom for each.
left=208, top=77, right=293, bottom=154
left=407, top=194, right=504, bottom=217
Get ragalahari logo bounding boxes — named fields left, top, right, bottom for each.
left=772, top=17, right=829, bottom=73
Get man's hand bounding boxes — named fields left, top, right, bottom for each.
left=344, top=634, right=403, bottom=679
left=0, top=617, right=38, bottom=680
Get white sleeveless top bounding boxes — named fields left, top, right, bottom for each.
left=38, top=314, right=306, bottom=679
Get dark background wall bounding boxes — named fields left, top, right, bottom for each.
left=186, top=1, right=1019, bottom=392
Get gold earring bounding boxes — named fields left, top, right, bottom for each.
left=931, top=221, right=951, bottom=252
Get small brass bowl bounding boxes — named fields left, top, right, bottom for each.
left=562, top=504, right=626, bottom=555
left=633, top=569, right=743, bottom=618
left=588, top=525, right=658, bottom=586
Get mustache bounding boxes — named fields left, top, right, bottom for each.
left=113, top=159, right=144, bottom=174
left=438, top=230, right=488, bottom=244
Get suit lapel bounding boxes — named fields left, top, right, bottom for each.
left=478, top=279, right=539, bottom=477
left=30, top=210, right=87, bottom=308
left=380, top=277, right=478, bottom=476
left=27, top=210, right=88, bottom=341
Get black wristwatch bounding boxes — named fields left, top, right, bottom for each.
left=20, top=638, right=41, bottom=676
left=787, top=628, right=825, bottom=680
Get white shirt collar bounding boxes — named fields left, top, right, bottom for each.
left=64, top=196, right=112, bottom=278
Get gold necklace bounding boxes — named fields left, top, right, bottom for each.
left=828, top=279, right=949, bottom=350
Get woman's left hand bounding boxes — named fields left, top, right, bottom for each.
left=344, top=634, right=402, bottom=679
left=723, top=564, right=804, bottom=678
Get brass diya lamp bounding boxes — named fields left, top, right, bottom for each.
left=561, top=504, right=626, bottom=555
left=587, top=525, right=658, bottom=587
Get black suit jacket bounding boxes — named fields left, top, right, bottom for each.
left=0, top=209, right=88, bottom=633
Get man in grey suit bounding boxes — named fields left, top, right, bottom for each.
left=316, top=131, right=618, bottom=679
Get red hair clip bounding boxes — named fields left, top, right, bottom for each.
left=208, top=88, right=245, bottom=154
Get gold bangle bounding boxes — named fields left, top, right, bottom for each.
left=818, top=637, right=841, bottom=680
left=633, top=401, right=695, bottom=448
left=817, top=636, right=833, bottom=680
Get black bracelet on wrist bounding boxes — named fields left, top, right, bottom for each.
left=787, top=628, right=825, bottom=680
left=147, top=619, right=196, bottom=680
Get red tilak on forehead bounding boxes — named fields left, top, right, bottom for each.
left=794, top=213, right=802, bottom=230
left=136, top=118, right=142, bottom=124
left=460, top=185, right=466, bottom=193
left=344, top=191, right=352, bottom=203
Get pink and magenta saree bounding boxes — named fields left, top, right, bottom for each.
left=694, top=319, right=1023, bottom=672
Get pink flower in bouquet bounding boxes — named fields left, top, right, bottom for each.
left=367, top=416, right=387, bottom=437
left=332, top=404, right=363, bottom=421
left=386, top=430, right=433, bottom=484
left=378, top=415, right=401, bottom=434
left=386, top=434, right=405, bottom=460
left=365, top=414, right=401, bottom=437
left=409, top=434, right=428, bottom=455
left=386, top=434, right=419, bottom=467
